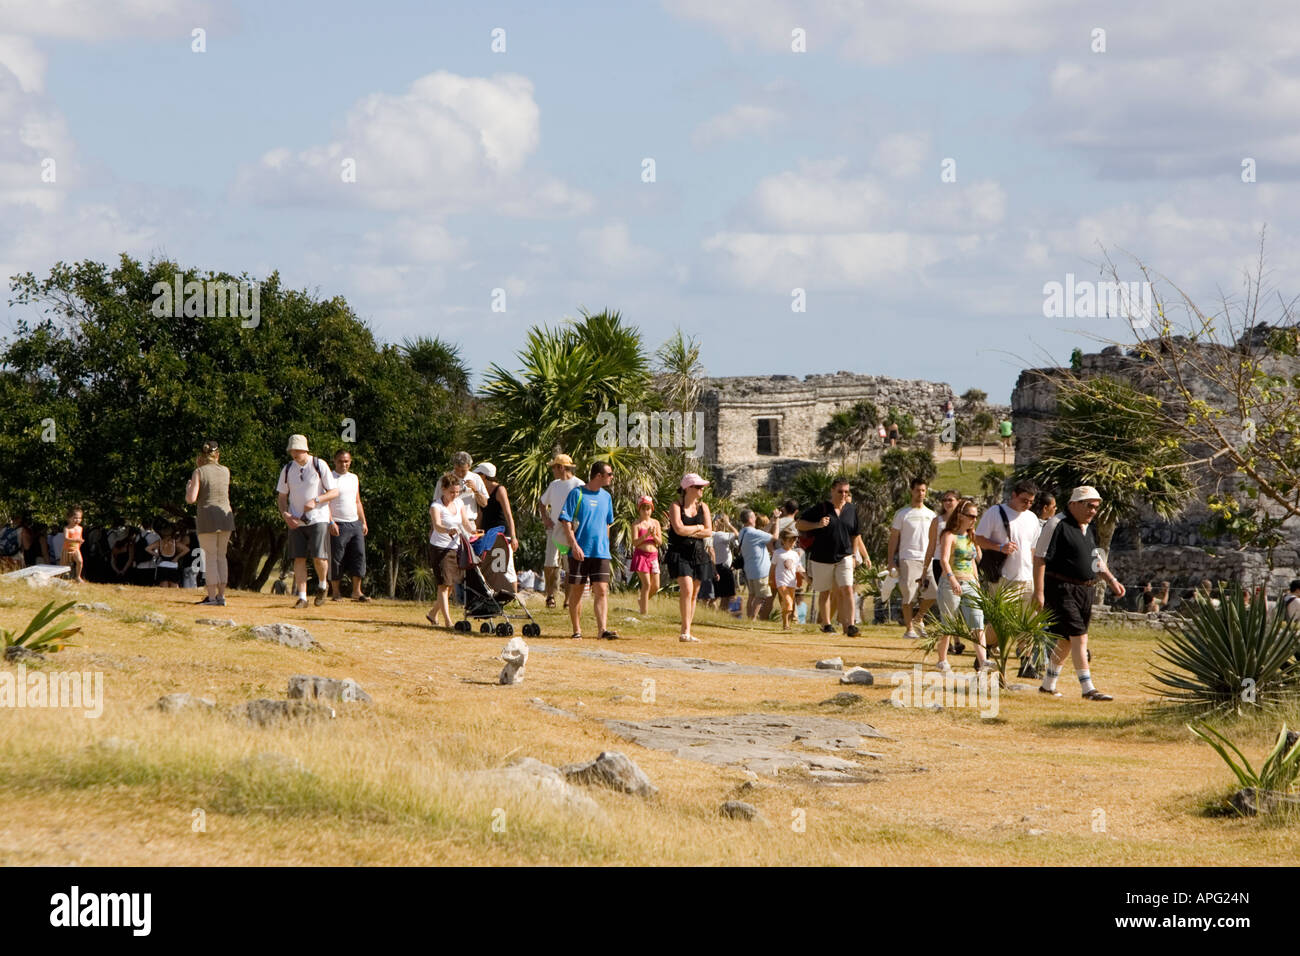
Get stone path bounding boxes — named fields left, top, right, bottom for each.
left=601, top=713, right=888, bottom=777
left=531, top=645, right=835, bottom=680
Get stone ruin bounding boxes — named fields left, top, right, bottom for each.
left=701, top=371, right=1010, bottom=497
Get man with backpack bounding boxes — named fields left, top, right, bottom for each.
left=1282, top=580, right=1300, bottom=624
left=276, top=434, right=339, bottom=608
left=975, top=479, right=1043, bottom=676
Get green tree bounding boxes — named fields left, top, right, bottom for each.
left=817, top=410, right=856, bottom=472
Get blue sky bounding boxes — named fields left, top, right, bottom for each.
left=3, top=0, right=1298, bottom=403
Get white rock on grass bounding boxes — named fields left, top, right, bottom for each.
left=154, top=693, right=216, bottom=713
left=561, top=751, right=657, bottom=798
left=720, top=800, right=761, bottom=821
left=470, top=757, right=601, bottom=817
left=499, top=635, right=529, bottom=685
left=250, top=623, right=318, bottom=649
left=840, top=667, right=874, bottom=685
left=196, top=618, right=239, bottom=628
left=287, top=675, right=372, bottom=703
left=816, top=658, right=844, bottom=670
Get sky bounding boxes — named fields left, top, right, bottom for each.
left=2, top=0, right=1298, bottom=403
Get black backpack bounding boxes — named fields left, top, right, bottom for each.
left=279, top=457, right=332, bottom=516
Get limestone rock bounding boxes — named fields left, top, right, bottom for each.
left=1229, top=787, right=1300, bottom=816
left=196, top=618, right=239, bottom=628
left=239, top=698, right=335, bottom=726
left=471, top=757, right=600, bottom=816
left=840, top=667, right=874, bottom=685
left=3, top=645, right=45, bottom=662
left=287, top=675, right=371, bottom=703
left=154, top=693, right=216, bottom=713
left=499, top=635, right=529, bottom=685
left=75, top=602, right=113, bottom=613
left=250, top=623, right=318, bottom=649
left=720, top=800, right=760, bottom=821
left=562, top=750, right=657, bottom=798
left=142, top=612, right=167, bottom=625
left=816, top=657, right=844, bottom=670
left=821, top=692, right=863, bottom=706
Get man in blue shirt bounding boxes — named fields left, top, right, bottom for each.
left=558, top=460, right=616, bottom=640
left=737, top=507, right=779, bottom=621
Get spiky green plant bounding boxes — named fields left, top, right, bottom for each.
left=1149, top=585, right=1300, bottom=715
left=920, top=582, right=1057, bottom=685
left=1, top=600, right=80, bottom=656
left=1189, top=722, right=1300, bottom=795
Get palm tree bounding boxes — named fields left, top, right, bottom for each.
left=654, top=328, right=706, bottom=416
left=472, top=309, right=667, bottom=555
left=817, top=410, right=856, bottom=472
left=979, top=466, right=1007, bottom=508
left=847, top=400, right=879, bottom=467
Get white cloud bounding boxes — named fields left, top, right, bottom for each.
left=0, top=0, right=224, bottom=41
left=577, top=221, right=661, bottom=275
left=691, top=103, right=783, bottom=147
left=871, top=132, right=929, bottom=178
left=702, top=230, right=940, bottom=290
left=233, top=71, right=593, bottom=216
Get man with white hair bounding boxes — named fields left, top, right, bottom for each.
left=1032, top=486, right=1126, bottom=700
left=276, top=434, right=339, bottom=608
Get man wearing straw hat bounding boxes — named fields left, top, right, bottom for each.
left=539, top=453, right=582, bottom=609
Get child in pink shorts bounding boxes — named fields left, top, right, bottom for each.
left=631, top=495, right=662, bottom=614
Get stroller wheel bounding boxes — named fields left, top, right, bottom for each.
left=479, top=621, right=492, bottom=634
left=495, top=622, right=511, bottom=637
left=453, top=620, right=470, bottom=633
left=523, top=623, right=538, bottom=637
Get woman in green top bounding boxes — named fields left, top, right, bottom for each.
left=186, top=440, right=235, bottom=607
left=938, top=497, right=993, bottom=674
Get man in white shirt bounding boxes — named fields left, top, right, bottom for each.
left=276, top=434, right=339, bottom=608
left=328, top=448, right=369, bottom=603
left=887, top=478, right=937, bottom=639
left=538, top=453, right=583, bottom=608
left=975, top=479, right=1042, bottom=676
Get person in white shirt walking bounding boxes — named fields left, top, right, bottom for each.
left=888, top=478, right=937, bottom=639
left=538, top=453, right=583, bottom=609
left=974, top=479, right=1042, bottom=676
left=328, top=449, right=369, bottom=602
left=276, top=434, right=339, bottom=608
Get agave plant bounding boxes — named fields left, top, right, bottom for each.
left=920, top=582, right=1057, bottom=685
left=1, top=600, right=80, bottom=658
left=1189, top=722, right=1300, bottom=796
left=1149, top=585, right=1300, bottom=715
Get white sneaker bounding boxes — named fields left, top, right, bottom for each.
left=903, top=629, right=919, bottom=640
left=936, top=660, right=952, bottom=674
left=915, top=623, right=928, bottom=638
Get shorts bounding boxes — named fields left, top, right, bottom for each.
left=699, top=565, right=716, bottom=600
left=921, top=559, right=940, bottom=600
left=809, top=555, right=854, bottom=592
left=289, top=521, right=330, bottom=561
left=899, top=559, right=927, bottom=603
left=430, top=545, right=461, bottom=587
left=714, top=564, right=736, bottom=599
left=996, top=578, right=1033, bottom=607
left=544, top=534, right=564, bottom=568
left=331, top=519, right=366, bottom=579
left=567, top=556, right=611, bottom=586
left=746, top=576, right=772, bottom=599
left=665, top=551, right=709, bottom=581
left=157, top=562, right=180, bottom=584
left=630, top=549, right=660, bottom=574
left=1045, top=577, right=1094, bottom=638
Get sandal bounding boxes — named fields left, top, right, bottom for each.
left=1082, top=689, right=1113, bottom=701
left=679, top=633, right=700, bottom=643
left=426, top=612, right=441, bottom=628
left=1038, top=686, right=1063, bottom=697
left=600, top=630, right=620, bottom=640
left=571, top=632, right=582, bottom=640
left=546, top=596, right=556, bottom=609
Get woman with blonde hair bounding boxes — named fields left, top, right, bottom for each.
left=937, top=497, right=993, bottom=674
left=186, top=440, right=235, bottom=606
left=665, top=474, right=713, bottom=642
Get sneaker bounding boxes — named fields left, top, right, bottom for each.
left=936, top=660, right=953, bottom=674
left=1082, top=689, right=1113, bottom=701
left=1017, top=660, right=1040, bottom=680
left=314, top=590, right=326, bottom=607
left=903, top=629, right=918, bottom=640
left=820, top=624, right=835, bottom=634
left=330, top=595, right=343, bottom=602
left=213, top=596, right=226, bottom=607
left=1038, top=686, right=1063, bottom=697
left=845, top=625, right=860, bottom=637
left=950, top=639, right=965, bottom=655
left=354, top=595, right=371, bottom=603
left=680, top=633, right=700, bottom=643
left=915, top=623, right=928, bottom=638
left=195, top=596, right=215, bottom=605
left=293, top=598, right=308, bottom=609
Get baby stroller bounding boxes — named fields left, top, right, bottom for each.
left=453, top=531, right=542, bottom=637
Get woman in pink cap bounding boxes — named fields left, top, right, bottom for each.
left=631, top=495, right=662, bottom=614
left=666, top=473, right=713, bottom=642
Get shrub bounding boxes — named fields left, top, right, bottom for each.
left=1, top=600, right=80, bottom=657
left=1149, top=585, right=1300, bottom=715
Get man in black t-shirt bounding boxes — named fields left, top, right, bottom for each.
left=795, top=477, right=870, bottom=636
left=1032, top=485, right=1125, bottom=701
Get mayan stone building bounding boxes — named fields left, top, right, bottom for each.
left=1012, top=337, right=1300, bottom=596
left=700, top=372, right=959, bottom=497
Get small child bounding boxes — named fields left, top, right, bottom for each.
left=769, top=529, right=805, bottom=630
left=62, top=507, right=85, bottom=583
left=630, top=495, right=663, bottom=615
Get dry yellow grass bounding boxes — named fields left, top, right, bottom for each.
left=0, top=578, right=1294, bottom=866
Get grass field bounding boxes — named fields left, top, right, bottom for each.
left=0, top=576, right=1294, bottom=866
